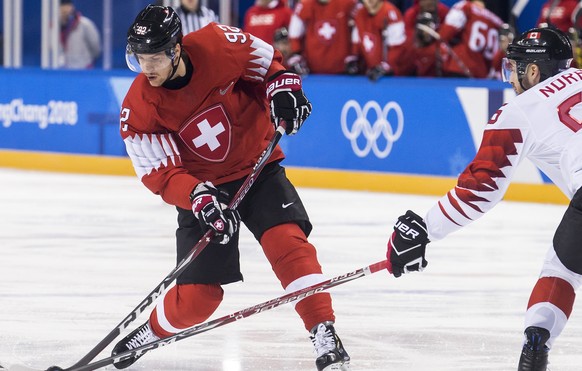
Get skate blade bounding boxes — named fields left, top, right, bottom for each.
left=322, top=361, right=351, bottom=371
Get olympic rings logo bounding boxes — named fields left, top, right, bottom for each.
left=340, top=100, right=404, bottom=158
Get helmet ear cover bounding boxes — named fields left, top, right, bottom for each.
left=506, top=26, right=573, bottom=83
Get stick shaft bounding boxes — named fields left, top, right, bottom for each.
left=69, top=260, right=388, bottom=371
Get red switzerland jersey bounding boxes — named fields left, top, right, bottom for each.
left=352, top=1, right=407, bottom=74
left=243, top=0, right=292, bottom=44
left=439, top=1, right=503, bottom=78
left=288, top=0, right=357, bottom=74
left=120, top=23, right=286, bottom=210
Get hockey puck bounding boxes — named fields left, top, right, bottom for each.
left=45, top=367, right=64, bottom=371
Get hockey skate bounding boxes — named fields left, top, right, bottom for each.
left=310, top=321, right=350, bottom=371
left=111, top=322, right=160, bottom=369
left=517, top=326, right=550, bottom=371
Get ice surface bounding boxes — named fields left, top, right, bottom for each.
left=0, top=168, right=580, bottom=371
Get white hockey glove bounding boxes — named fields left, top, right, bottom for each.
left=386, top=210, right=429, bottom=277
left=266, top=71, right=312, bottom=135
left=190, top=181, right=240, bottom=245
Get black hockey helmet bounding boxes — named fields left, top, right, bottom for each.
left=127, top=5, right=182, bottom=55
left=505, top=26, right=572, bottom=83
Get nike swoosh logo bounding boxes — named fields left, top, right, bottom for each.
left=219, top=81, right=234, bottom=95
left=282, top=202, right=294, bottom=208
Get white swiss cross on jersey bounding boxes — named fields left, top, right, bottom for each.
left=316, top=20, right=337, bottom=44
left=178, top=104, right=232, bottom=162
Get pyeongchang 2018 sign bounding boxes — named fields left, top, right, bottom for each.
left=0, top=98, right=78, bottom=129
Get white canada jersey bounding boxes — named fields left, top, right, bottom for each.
left=426, top=68, right=582, bottom=241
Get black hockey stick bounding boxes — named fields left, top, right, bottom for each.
left=58, top=123, right=287, bottom=370
left=40, top=260, right=387, bottom=371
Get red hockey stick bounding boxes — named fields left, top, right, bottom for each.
left=29, top=260, right=387, bottom=371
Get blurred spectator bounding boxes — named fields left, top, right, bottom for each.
left=273, top=27, right=292, bottom=66
left=351, top=0, right=410, bottom=80
left=490, top=23, right=515, bottom=79
left=59, top=0, right=101, bottom=69
left=536, top=0, right=578, bottom=33
left=243, top=0, right=292, bottom=44
left=571, top=2, right=582, bottom=67
left=175, top=0, right=218, bottom=35
left=288, top=0, right=358, bottom=75
left=536, top=0, right=579, bottom=68
left=437, top=0, right=503, bottom=78
left=403, top=0, right=449, bottom=36
left=402, top=0, right=449, bottom=77
left=574, top=2, right=582, bottom=31
left=404, top=11, right=444, bottom=76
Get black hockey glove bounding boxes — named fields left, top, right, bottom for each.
left=344, top=55, right=360, bottom=75
left=190, top=181, right=240, bottom=245
left=386, top=210, right=430, bottom=277
left=366, top=62, right=393, bottom=82
left=267, top=71, right=312, bottom=135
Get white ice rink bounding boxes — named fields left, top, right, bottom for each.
left=1, top=168, right=580, bottom=371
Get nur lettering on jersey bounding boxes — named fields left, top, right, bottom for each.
left=537, top=70, right=582, bottom=98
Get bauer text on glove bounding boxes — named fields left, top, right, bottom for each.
left=386, top=210, right=429, bottom=277
left=266, top=71, right=312, bottom=135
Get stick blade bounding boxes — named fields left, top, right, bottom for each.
left=0, top=363, right=45, bottom=371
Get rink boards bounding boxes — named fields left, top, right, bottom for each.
left=0, top=69, right=567, bottom=204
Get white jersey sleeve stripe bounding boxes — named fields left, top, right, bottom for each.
left=124, top=133, right=181, bottom=179
left=245, top=36, right=274, bottom=82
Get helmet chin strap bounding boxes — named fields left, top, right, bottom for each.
left=518, top=76, right=529, bottom=91
left=165, top=46, right=182, bottom=82
left=517, top=63, right=535, bottom=92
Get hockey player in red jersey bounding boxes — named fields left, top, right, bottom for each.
left=403, top=0, right=449, bottom=36
left=243, top=0, right=292, bottom=46
left=437, top=0, right=503, bottom=78
left=350, top=0, right=410, bottom=80
left=112, top=5, right=349, bottom=371
left=287, top=0, right=357, bottom=75
left=386, top=27, right=576, bottom=371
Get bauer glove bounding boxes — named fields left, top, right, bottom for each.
left=266, top=71, right=312, bottom=135
left=191, top=181, right=240, bottom=245
left=387, top=210, right=429, bottom=277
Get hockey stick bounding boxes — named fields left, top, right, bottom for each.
left=416, top=23, right=473, bottom=78
left=59, top=123, right=287, bottom=370
left=29, top=260, right=387, bottom=371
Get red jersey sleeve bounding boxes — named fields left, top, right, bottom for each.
left=120, top=88, right=200, bottom=210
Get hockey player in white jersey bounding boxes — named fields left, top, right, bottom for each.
left=386, top=26, right=577, bottom=371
